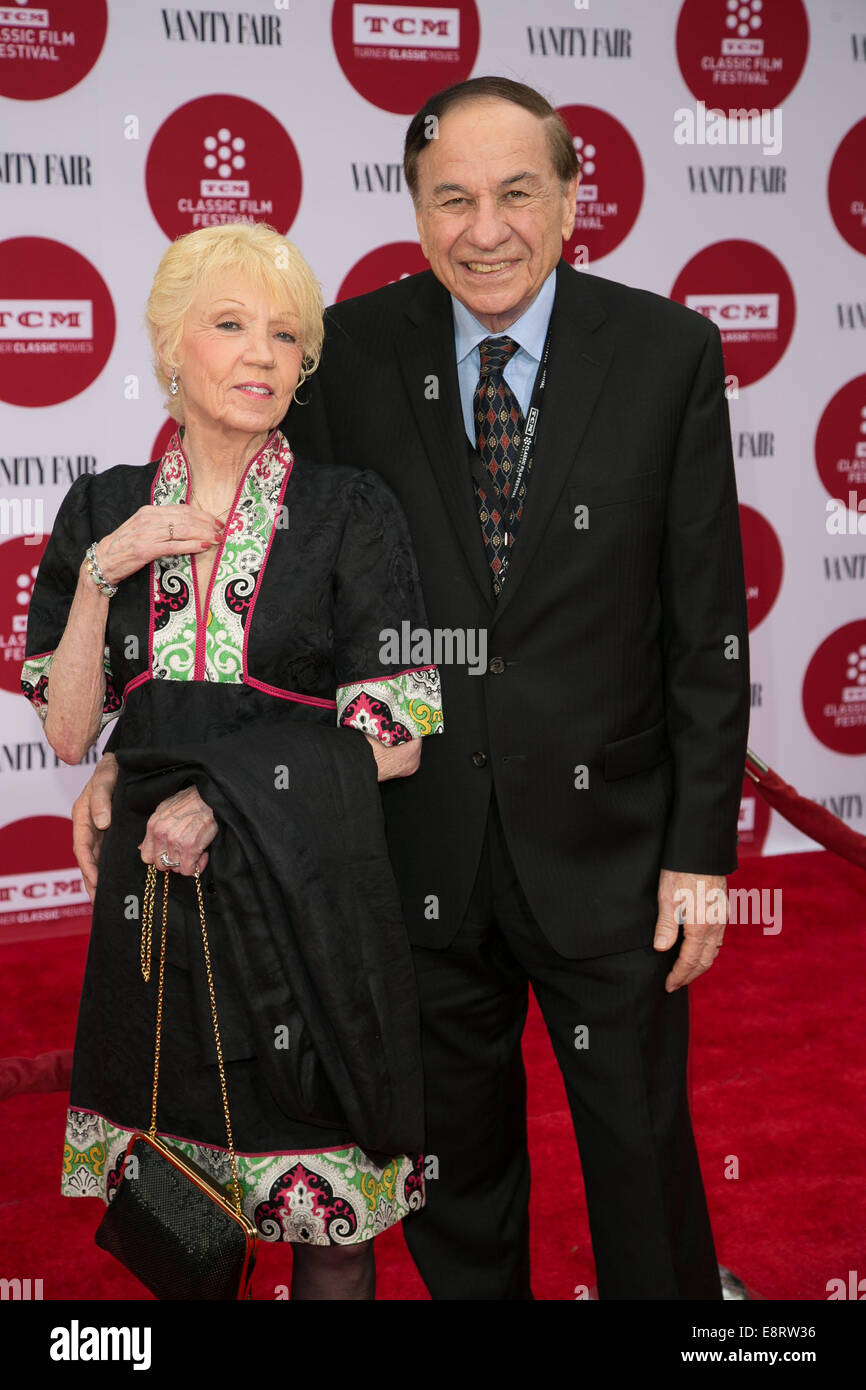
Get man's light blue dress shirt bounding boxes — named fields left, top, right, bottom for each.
left=451, top=269, right=556, bottom=446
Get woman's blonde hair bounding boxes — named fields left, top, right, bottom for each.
left=145, top=222, right=325, bottom=422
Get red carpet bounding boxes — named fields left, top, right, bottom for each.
left=1, top=850, right=863, bottom=1301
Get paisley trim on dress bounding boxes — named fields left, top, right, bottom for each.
left=150, top=428, right=292, bottom=686
left=337, top=666, right=444, bottom=744
left=21, top=647, right=123, bottom=732
left=62, top=1106, right=424, bottom=1245
left=242, top=453, right=292, bottom=680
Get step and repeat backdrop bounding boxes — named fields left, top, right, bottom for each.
left=0, top=0, right=864, bottom=938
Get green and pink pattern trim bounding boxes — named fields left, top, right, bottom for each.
left=63, top=1106, right=424, bottom=1245
left=21, top=646, right=122, bottom=731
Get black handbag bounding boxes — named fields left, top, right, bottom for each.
left=95, top=867, right=257, bottom=1299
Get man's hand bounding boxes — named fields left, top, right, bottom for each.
left=363, top=733, right=421, bottom=781
left=72, top=752, right=119, bottom=902
left=653, top=868, right=727, bottom=992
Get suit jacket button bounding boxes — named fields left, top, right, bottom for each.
left=471, top=751, right=487, bottom=768
left=488, top=657, right=506, bottom=674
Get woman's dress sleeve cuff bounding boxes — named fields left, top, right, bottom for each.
left=21, top=647, right=124, bottom=733
left=336, top=666, right=444, bottom=745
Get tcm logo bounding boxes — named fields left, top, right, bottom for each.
left=0, top=9, right=49, bottom=24
left=0, top=301, right=93, bottom=340
left=721, top=37, right=763, bottom=56
left=353, top=4, right=460, bottom=48
left=0, top=868, right=89, bottom=910
left=685, top=293, right=779, bottom=331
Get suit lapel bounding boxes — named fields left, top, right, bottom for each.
left=393, top=263, right=614, bottom=621
left=493, top=260, right=614, bottom=623
left=394, top=274, right=495, bottom=611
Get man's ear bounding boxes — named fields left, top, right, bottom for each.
left=414, top=203, right=429, bottom=261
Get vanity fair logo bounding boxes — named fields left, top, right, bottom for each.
left=0, top=0, right=107, bottom=100
left=0, top=151, right=92, bottom=185
left=0, top=237, right=115, bottom=406
left=336, top=241, right=428, bottom=301
left=331, top=0, right=479, bottom=114
left=802, top=620, right=866, bottom=756
left=557, top=105, right=643, bottom=265
left=675, top=0, right=808, bottom=110
left=828, top=117, right=866, bottom=257
left=160, top=7, right=283, bottom=44
left=739, top=504, right=783, bottom=631
left=670, top=239, right=795, bottom=387
left=146, top=94, right=302, bottom=240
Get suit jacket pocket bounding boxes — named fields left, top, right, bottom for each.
left=603, top=719, right=670, bottom=780
left=570, top=471, right=660, bottom=510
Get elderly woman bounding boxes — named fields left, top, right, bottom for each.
left=21, top=222, right=443, bottom=1300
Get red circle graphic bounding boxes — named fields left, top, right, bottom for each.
left=146, top=95, right=302, bottom=241
left=670, top=239, right=795, bottom=389
left=0, top=237, right=115, bottom=407
left=331, top=0, right=479, bottom=115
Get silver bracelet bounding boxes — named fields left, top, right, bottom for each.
left=83, top=543, right=117, bottom=598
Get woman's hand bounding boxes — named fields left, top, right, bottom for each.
left=138, top=786, right=218, bottom=876
left=95, top=504, right=223, bottom=587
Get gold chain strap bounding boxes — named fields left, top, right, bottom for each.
left=141, top=864, right=244, bottom=1216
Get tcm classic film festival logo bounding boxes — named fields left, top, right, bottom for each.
left=676, top=0, right=808, bottom=110
left=0, top=535, right=45, bottom=693
left=803, top=620, right=866, bottom=758
left=556, top=105, right=643, bottom=265
left=0, top=237, right=115, bottom=407
left=670, top=239, right=795, bottom=388
left=146, top=95, right=302, bottom=240
left=331, top=0, right=479, bottom=114
left=817, top=376, right=866, bottom=521
left=0, top=537, right=90, bottom=932
left=828, top=117, right=866, bottom=258
left=0, top=0, right=107, bottom=100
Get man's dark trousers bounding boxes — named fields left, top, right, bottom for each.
left=403, top=794, right=722, bottom=1301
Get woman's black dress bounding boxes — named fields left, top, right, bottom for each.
left=21, top=426, right=444, bottom=1245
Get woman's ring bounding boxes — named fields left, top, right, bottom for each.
left=168, top=524, right=174, bottom=541
left=160, top=851, right=180, bottom=868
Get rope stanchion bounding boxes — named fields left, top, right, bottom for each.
left=745, top=748, right=866, bottom=871
left=0, top=1049, right=73, bottom=1101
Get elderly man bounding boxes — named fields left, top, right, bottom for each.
left=74, top=76, right=749, bottom=1300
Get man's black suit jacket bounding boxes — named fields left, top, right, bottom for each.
left=283, top=258, right=750, bottom=958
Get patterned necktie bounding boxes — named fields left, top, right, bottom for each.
left=472, top=335, right=527, bottom=598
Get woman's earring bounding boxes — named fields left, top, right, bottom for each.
left=169, top=369, right=179, bottom=396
